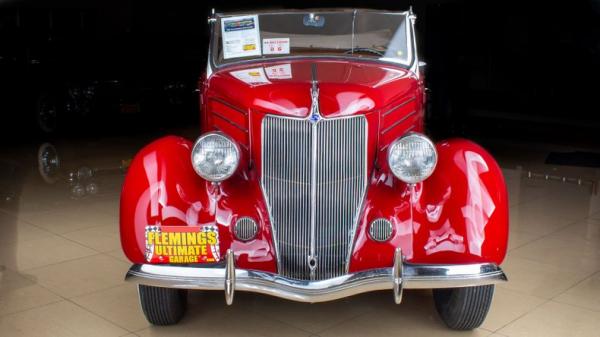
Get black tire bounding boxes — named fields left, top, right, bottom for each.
left=433, top=285, right=494, bottom=330
left=138, top=285, right=187, bottom=325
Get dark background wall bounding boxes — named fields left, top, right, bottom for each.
left=1, top=0, right=599, bottom=146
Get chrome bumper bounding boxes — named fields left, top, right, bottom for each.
left=125, top=249, right=507, bottom=304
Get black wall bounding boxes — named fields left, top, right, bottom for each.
left=1, top=0, right=599, bottom=145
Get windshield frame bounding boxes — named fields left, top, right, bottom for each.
left=207, top=9, right=417, bottom=73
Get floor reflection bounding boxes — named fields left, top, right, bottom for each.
left=0, top=133, right=599, bottom=336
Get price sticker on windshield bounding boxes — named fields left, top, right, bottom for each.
left=263, top=38, right=290, bottom=55
left=265, top=64, right=292, bottom=79
left=221, top=15, right=261, bottom=59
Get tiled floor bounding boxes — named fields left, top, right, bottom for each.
left=1, top=137, right=599, bottom=337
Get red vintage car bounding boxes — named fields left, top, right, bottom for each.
left=121, top=9, right=508, bottom=330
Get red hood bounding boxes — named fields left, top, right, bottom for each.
left=206, top=59, right=419, bottom=118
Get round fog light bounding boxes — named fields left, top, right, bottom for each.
left=234, top=217, right=258, bottom=241
left=369, top=218, right=393, bottom=242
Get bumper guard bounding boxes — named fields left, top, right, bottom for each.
left=125, top=249, right=507, bottom=304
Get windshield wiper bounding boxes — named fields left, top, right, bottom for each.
left=344, top=47, right=384, bottom=56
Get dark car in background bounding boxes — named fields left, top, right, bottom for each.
left=0, top=4, right=203, bottom=138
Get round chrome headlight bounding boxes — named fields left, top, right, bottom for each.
left=387, top=133, right=437, bottom=184
left=191, top=132, right=240, bottom=182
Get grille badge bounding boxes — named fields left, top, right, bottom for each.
left=308, top=255, right=318, bottom=279
left=308, top=64, right=322, bottom=124
left=309, top=111, right=321, bottom=123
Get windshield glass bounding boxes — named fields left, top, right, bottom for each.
left=211, top=10, right=413, bottom=68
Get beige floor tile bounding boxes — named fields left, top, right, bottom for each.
left=481, top=287, right=546, bottom=332
left=61, top=224, right=121, bottom=252
left=0, top=213, right=53, bottom=244
left=0, top=235, right=97, bottom=271
left=89, top=199, right=120, bottom=217
left=507, top=230, right=541, bottom=251
left=0, top=300, right=128, bottom=337
left=318, top=290, right=492, bottom=337
left=0, top=268, right=62, bottom=316
left=72, top=284, right=149, bottom=332
left=106, top=249, right=131, bottom=263
left=509, top=207, right=574, bottom=236
left=136, top=291, right=309, bottom=337
left=510, top=236, right=600, bottom=273
left=549, top=218, right=600, bottom=243
left=499, top=256, right=594, bottom=299
left=514, top=190, right=598, bottom=222
left=26, top=254, right=130, bottom=298
left=12, top=183, right=104, bottom=216
left=504, top=171, right=551, bottom=207
left=19, top=207, right=115, bottom=235
left=234, top=289, right=377, bottom=333
left=554, top=272, right=600, bottom=311
left=499, top=301, right=600, bottom=337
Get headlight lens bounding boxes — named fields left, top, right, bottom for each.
left=387, top=133, right=437, bottom=184
left=191, top=133, right=240, bottom=182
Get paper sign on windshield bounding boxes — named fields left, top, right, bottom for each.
left=221, top=15, right=261, bottom=59
left=230, top=67, right=271, bottom=85
left=265, top=64, right=292, bottom=80
left=263, top=38, right=290, bottom=55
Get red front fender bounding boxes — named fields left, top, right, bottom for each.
left=119, top=135, right=277, bottom=271
left=349, top=138, right=509, bottom=271
left=120, top=136, right=212, bottom=264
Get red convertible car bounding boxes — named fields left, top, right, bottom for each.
left=121, top=9, right=508, bottom=330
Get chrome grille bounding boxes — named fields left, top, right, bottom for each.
left=262, top=115, right=367, bottom=280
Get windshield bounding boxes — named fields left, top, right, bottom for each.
left=211, top=9, right=414, bottom=68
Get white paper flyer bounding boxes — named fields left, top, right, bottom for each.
left=221, top=15, right=261, bottom=59
left=230, top=67, right=271, bottom=85
left=265, top=64, right=292, bottom=80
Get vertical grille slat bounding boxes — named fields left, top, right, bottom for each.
left=262, top=115, right=367, bottom=280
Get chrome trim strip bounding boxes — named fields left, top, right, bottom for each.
left=408, top=8, right=420, bottom=78
left=308, top=64, right=319, bottom=280
left=126, top=262, right=507, bottom=303
left=382, top=96, right=416, bottom=117
left=381, top=110, right=417, bottom=134
left=211, top=97, right=249, bottom=116
left=212, top=111, right=249, bottom=132
left=343, top=119, right=369, bottom=274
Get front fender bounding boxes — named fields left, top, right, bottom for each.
left=349, top=138, right=508, bottom=271
left=119, top=136, right=277, bottom=271
left=120, top=136, right=213, bottom=264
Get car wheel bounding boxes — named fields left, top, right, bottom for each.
left=37, top=143, right=61, bottom=184
left=432, top=285, right=494, bottom=330
left=138, top=285, right=187, bottom=325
